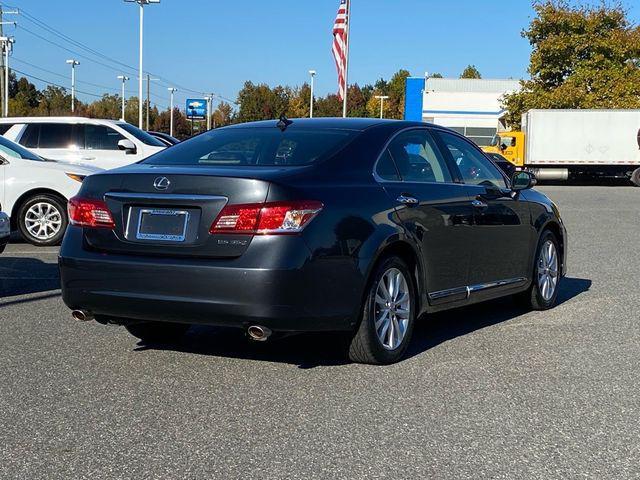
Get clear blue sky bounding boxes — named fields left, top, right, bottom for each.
left=4, top=0, right=640, bottom=111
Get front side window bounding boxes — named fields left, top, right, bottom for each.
left=83, top=125, right=125, bottom=150
left=437, top=131, right=507, bottom=188
left=143, top=128, right=357, bottom=167
left=386, top=129, right=453, bottom=183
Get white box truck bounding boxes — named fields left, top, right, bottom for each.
left=485, top=109, right=640, bottom=185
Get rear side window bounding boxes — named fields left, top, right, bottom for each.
left=0, top=123, right=14, bottom=135
left=375, top=149, right=400, bottom=181
left=143, top=128, right=357, bottom=167
left=83, top=125, right=124, bottom=150
left=20, top=124, right=40, bottom=148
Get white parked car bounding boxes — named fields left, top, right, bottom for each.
left=0, top=135, right=101, bottom=246
left=0, top=117, right=166, bottom=170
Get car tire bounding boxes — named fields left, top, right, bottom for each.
left=348, top=256, right=417, bottom=365
left=125, top=321, right=190, bottom=344
left=516, top=230, right=561, bottom=310
left=17, top=194, right=68, bottom=246
left=631, top=167, right=640, bottom=187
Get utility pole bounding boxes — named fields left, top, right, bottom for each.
left=167, top=87, right=176, bottom=137
left=0, top=6, right=18, bottom=118
left=308, top=70, right=316, bottom=118
left=145, top=75, right=159, bottom=130
left=375, top=95, right=389, bottom=119
left=66, top=59, right=80, bottom=113
left=117, top=75, right=129, bottom=120
left=204, top=94, right=214, bottom=130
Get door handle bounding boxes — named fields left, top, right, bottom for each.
left=471, top=199, right=488, bottom=208
left=81, top=156, right=95, bottom=161
left=396, top=194, right=419, bottom=206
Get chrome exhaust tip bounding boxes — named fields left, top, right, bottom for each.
left=71, top=309, right=94, bottom=322
left=247, top=325, right=272, bottom=342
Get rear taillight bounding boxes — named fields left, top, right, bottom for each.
left=68, top=196, right=115, bottom=229
left=210, top=200, right=323, bottom=235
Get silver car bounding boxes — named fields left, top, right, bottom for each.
left=0, top=212, right=9, bottom=253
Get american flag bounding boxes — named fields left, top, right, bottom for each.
left=332, top=0, right=349, bottom=101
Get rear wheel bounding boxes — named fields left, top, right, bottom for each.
left=17, top=194, right=67, bottom=246
left=516, top=230, right=561, bottom=310
left=348, top=256, right=416, bottom=365
left=125, top=321, right=190, bottom=344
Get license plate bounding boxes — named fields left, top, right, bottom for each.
left=136, top=209, right=189, bottom=242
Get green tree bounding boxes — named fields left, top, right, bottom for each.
left=87, top=94, right=121, bottom=120
left=236, top=81, right=290, bottom=122
left=36, top=86, right=73, bottom=116
left=386, top=69, right=411, bottom=119
left=431, top=73, right=444, bottom=78
left=9, top=77, right=39, bottom=116
left=460, top=65, right=481, bottom=79
left=211, top=101, right=234, bottom=127
left=314, top=94, right=342, bottom=117
left=503, top=1, right=640, bottom=128
left=288, top=83, right=311, bottom=118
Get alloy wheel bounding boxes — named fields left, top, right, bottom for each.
left=537, top=239, right=559, bottom=301
left=374, top=268, right=411, bottom=350
left=24, top=202, right=63, bottom=241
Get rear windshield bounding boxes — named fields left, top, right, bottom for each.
left=142, top=128, right=356, bottom=167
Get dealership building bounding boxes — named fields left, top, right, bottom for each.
left=404, top=77, right=521, bottom=146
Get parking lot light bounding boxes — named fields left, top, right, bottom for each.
left=65, top=59, right=80, bottom=113
left=308, top=70, right=316, bottom=118
left=124, top=0, right=160, bottom=128
left=117, top=75, right=130, bottom=121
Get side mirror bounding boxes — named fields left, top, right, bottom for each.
left=511, top=170, right=537, bottom=191
left=118, top=139, right=137, bottom=155
left=0, top=154, right=8, bottom=165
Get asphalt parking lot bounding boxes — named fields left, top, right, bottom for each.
left=1, top=185, right=638, bottom=479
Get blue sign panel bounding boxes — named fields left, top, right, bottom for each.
left=186, top=98, right=207, bottom=119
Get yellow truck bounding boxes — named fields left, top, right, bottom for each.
left=482, top=131, right=525, bottom=167
left=481, top=109, right=640, bottom=185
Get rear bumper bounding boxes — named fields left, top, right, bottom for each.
left=59, top=226, right=363, bottom=332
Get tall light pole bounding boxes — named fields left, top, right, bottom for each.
left=167, top=87, right=176, bottom=137
left=66, top=59, right=80, bottom=113
left=125, top=0, right=160, bottom=128
left=117, top=75, right=129, bottom=121
left=375, top=95, right=389, bottom=119
left=308, top=70, right=316, bottom=118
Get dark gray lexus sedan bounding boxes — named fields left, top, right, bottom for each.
left=59, top=118, right=567, bottom=364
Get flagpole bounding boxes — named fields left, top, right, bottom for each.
left=342, top=0, right=350, bottom=118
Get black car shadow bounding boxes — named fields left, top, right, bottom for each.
left=0, top=256, right=61, bottom=299
left=135, top=277, right=591, bottom=369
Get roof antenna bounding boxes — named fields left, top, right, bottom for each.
left=276, top=114, right=293, bottom=132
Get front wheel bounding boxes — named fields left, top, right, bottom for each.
left=631, top=167, right=640, bottom=187
left=125, top=321, right=190, bottom=344
left=17, top=194, right=68, bottom=246
left=516, top=230, right=561, bottom=310
left=348, top=256, right=416, bottom=365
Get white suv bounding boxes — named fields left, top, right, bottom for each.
left=0, top=117, right=165, bottom=170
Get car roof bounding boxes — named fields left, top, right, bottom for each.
left=0, top=116, right=126, bottom=125
left=222, top=117, right=430, bottom=131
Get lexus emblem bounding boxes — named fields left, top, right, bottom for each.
left=153, top=176, right=171, bottom=191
